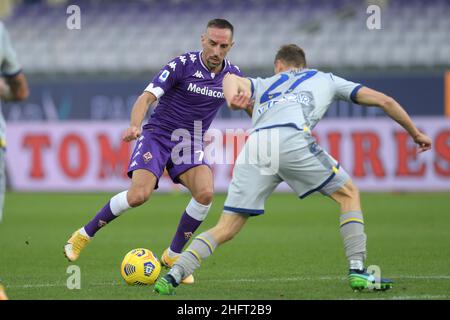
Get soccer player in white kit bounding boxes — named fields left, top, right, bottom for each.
left=0, top=22, right=29, bottom=222
left=155, top=44, right=432, bottom=295
left=0, top=21, right=30, bottom=301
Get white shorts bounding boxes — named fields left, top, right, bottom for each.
left=223, top=127, right=350, bottom=216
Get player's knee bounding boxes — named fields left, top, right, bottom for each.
left=127, top=189, right=151, bottom=207
left=193, top=188, right=214, bottom=205
left=334, top=181, right=361, bottom=211
left=345, top=182, right=360, bottom=201
left=337, top=181, right=358, bottom=199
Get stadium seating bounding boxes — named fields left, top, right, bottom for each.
left=4, top=0, right=450, bottom=73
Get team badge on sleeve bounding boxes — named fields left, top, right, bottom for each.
left=159, top=70, right=170, bottom=82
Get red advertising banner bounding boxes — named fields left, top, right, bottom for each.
left=6, top=118, right=450, bottom=192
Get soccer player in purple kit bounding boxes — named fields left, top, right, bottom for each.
left=64, top=19, right=242, bottom=284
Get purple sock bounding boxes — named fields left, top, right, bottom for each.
left=169, top=211, right=202, bottom=253
left=84, top=201, right=117, bottom=237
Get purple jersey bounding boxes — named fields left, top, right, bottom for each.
left=143, top=51, right=242, bottom=135
left=127, top=52, right=242, bottom=187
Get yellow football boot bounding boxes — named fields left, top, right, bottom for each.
left=161, top=248, right=194, bottom=284
left=64, top=229, right=91, bottom=262
left=0, top=284, right=8, bottom=300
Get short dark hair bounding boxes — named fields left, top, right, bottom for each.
left=275, top=44, right=307, bottom=68
left=207, top=19, right=234, bottom=36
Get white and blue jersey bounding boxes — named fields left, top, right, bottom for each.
left=0, top=22, right=22, bottom=144
left=248, top=69, right=362, bottom=132
left=223, top=69, right=361, bottom=216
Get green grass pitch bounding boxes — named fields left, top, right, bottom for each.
left=0, top=191, right=449, bottom=300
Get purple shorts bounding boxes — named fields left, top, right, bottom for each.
left=127, top=126, right=209, bottom=189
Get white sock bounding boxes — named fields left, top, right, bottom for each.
left=168, top=247, right=179, bottom=258
left=79, top=227, right=90, bottom=238
left=186, top=198, right=211, bottom=221
left=110, top=191, right=131, bottom=216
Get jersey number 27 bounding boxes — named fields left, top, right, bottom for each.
left=260, top=70, right=317, bottom=104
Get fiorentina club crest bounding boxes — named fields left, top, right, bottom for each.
left=143, top=151, right=153, bottom=163
left=184, top=232, right=193, bottom=240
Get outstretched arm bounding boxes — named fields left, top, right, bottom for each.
left=355, top=87, right=432, bottom=153
left=223, top=73, right=253, bottom=114
left=122, top=91, right=157, bottom=142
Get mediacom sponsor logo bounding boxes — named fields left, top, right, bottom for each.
left=187, top=83, right=224, bottom=98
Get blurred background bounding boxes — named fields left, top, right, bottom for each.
left=1, top=0, right=449, bottom=192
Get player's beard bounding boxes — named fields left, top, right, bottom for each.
left=207, top=56, right=222, bottom=71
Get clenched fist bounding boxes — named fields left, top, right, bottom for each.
left=122, top=126, right=141, bottom=142
left=413, top=132, right=432, bottom=153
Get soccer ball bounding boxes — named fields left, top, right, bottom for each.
left=120, top=248, right=161, bottom=285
